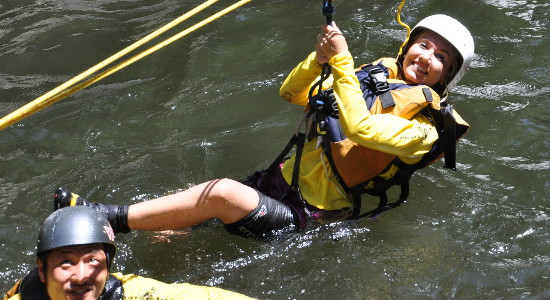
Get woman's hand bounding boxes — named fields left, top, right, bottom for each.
left=315, top=22, right=349, bottom=65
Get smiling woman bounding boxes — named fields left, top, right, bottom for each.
left=51, top=14, right=475, bottom=239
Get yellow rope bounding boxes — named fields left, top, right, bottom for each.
left=66, top=0, right=253, bottom=95
left=0, top=0, right=251, bottom=130
left=395, top=0, right=411, bottom=57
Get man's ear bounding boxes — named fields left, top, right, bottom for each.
left=37, top=258, right=46, bottom=283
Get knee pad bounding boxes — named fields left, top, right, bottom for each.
left=224, top=191, right=297, bottom=239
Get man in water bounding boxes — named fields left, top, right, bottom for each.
left=3, top=206, right=254, bottom=300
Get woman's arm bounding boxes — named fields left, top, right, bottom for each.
left=322, top=24, right=437, bottom=157
left=279, top=52, right=329, bottom=106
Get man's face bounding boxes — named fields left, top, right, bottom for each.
left=38, top=244, right=109, bottom=300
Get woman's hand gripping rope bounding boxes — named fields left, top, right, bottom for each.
left=314, top=22, right=349, bottom=65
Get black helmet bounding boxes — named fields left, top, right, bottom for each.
left=37, top=206, right=116, bottom=268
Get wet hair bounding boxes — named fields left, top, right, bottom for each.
left=37, top=253, right=48, bottom=282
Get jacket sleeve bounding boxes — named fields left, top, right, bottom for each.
left=329, top=51, right=437, bottom=157
left=114, top=273, right=256, bottom=299
left=279, top=51, right=333, bottom=106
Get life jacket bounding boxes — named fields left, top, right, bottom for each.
left=306, top=57, right=469, bottom=218
left=4, top=268, right=123, bottom=300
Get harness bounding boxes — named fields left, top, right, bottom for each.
left=256, top=59, right=468, bottom=220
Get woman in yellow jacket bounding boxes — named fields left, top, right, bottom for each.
left=54, top=15, right=475, bottom=239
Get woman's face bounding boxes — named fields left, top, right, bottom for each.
left=402, top=31, right=456, bottom=87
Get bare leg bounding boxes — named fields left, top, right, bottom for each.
left=127, top=178, right=259, bottom=231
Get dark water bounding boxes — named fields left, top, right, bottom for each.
left=1, top=0, right=548, bottom=299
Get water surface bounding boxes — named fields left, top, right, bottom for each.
left=1, top=0, right=548, bottom=299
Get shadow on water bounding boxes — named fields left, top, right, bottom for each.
left=1, top=0, right=549, bottom=299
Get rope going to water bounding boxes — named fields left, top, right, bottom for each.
left=395, top=0, right=411, bottom=57
left=0, top=0, right=252, bottom=130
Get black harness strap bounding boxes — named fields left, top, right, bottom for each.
left=442, top=104, right=457, bottom=170
left=345, top=157, right=409, bottom=219
left=422, top=87, right=434, bottom=103
left=262, top=132, right=306, bottom=188
left=291, top=133, right=306, bottom=190
left=265, top=134, right=299, bottom=174
left=249, top=132, right=307, bottom=205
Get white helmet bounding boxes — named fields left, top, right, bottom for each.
left=403, top=14, right=475, bottom=92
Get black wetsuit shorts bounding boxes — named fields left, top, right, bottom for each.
left=224, top=190, right=299, bottom=239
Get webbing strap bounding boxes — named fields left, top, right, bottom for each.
left=443, top=105, right=457, bottom=170
left=351, top=165, right=412, bottom=220
left=422, top=87, right=434, bottom=102
left=379, top=92, right=395, bottom=108
left=352, top=193, right=362, bottom=219
left=262, top=132, right=306, bottom=196
left=266, top=134, right=299, bottom=173
left=250, top=132, right=306, bottom=207
left=320, top=135, right=351, bottom=193
left=291, top=133, right=306, bottom=189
